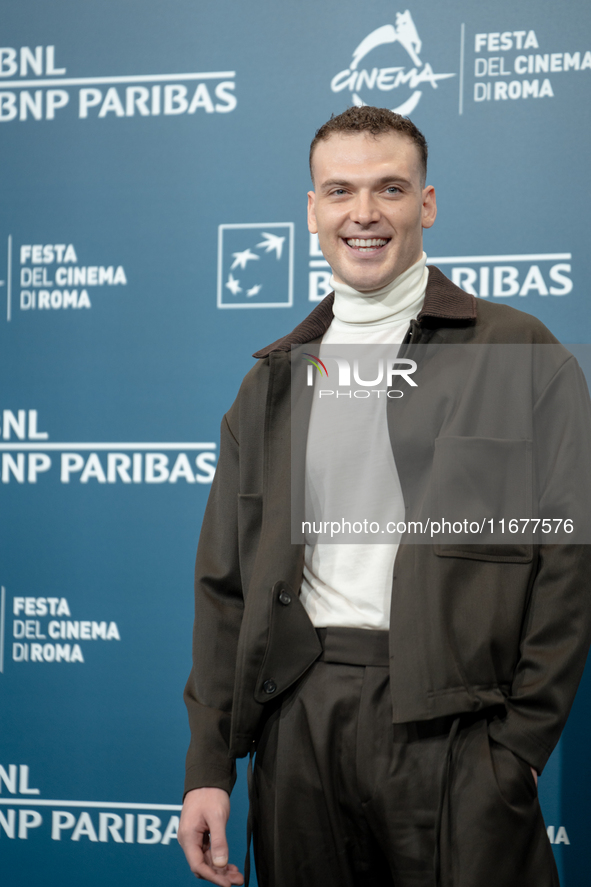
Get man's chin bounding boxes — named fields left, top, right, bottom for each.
left=332, top=256, right=400, bottom=293
left=336, top=272, right=395, bottom=294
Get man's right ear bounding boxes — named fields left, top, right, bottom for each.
left=307, top=191, right=318, bottom=234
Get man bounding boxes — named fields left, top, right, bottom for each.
left=178, top=107, right=591, bottom=886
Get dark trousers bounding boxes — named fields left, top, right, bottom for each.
left=252, top=627, right=558, bottom=887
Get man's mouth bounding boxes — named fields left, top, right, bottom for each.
left=344, top=237, right=390, bottom=253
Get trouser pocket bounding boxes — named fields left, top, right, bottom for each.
left=445, top=717, right=557, bottom=887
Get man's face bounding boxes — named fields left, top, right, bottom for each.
left=308, top=131, right=437, bottom=293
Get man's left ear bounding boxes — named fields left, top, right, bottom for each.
left=422, top=186, right=437, bottom=230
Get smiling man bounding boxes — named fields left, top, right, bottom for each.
left=179, top=107, right=591, bottom=887
left=307, top=111, right=435, bottom=294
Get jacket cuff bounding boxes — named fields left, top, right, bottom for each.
left=487, top=714, right=553, bottom=774
left=182, top=698, right=237, bottom=799
left=183, top=759, right=237, bottom=799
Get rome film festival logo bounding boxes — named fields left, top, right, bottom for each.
left=331, top=11, right=455, bottom=115
left=217, top=223, right=294, bottom=308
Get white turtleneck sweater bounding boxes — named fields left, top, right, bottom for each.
left=300, top=252, right=428, bottom=630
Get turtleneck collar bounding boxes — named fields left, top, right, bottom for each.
left=330, top=252, right=428, bottom=325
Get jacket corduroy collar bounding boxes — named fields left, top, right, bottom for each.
left=253, top=265, right=476, bottom=359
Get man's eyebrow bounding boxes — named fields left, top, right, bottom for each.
left=319, top=175, right=413, bottom=190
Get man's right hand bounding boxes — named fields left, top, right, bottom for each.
left=178, top=787, right=244, bottom=886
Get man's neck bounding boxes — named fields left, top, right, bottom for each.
left=330, top=252, right=428, bottom=325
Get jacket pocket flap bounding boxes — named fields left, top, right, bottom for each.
left=254, top=581, right=322, bottom=704
left=434, top=543, right=533, bottom=563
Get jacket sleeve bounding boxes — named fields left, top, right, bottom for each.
left=488, top=544, right=591, bottom=772
left=183, top=409, right=243, bottom=797
left=489, top=356, right=591, bottom=772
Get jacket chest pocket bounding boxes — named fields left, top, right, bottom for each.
left=433, top=436, right=533, bottom=563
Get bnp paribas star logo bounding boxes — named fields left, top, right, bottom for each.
left=331, top=10, right=455, bottom=116
left=217, top=222, right=294, bottom=309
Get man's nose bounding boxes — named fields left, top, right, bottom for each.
left=350, top=192, right=380, bottom=227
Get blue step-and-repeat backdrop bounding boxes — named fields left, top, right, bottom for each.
left=1, top=1, right=590, bottom=884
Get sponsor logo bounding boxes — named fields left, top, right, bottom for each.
left=429, top=252, right=573, bottom=298
left=0, top=763, right=180, bottom=846
left=330, top=10, right=456, bottom=116
left=308, top=241, right=573, bottom=301
left=0, top=45, right=236, bottom=123
left=217, top=223, right=294, bottom=308
left=308, top=234, right=573, bottom=302
left=0, top=410, right=216, bottom=485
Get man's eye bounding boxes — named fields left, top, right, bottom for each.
left=386, top=186, right=401, bottom=194
left=332, top=189, right=347, bottom=196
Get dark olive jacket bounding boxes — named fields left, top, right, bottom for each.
left=184, top=266, right=591, bottom=796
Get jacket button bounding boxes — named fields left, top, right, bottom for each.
left=278, top=591, right=291, bottom=606
left=263, top=679, right=277, bottom=694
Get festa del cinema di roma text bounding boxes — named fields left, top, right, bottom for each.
left=11, top=596, right=119, bottom=665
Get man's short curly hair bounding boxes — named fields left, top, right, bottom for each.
left=309, top=106, right=428, bottom=184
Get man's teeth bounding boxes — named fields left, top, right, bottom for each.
left=346, top=238, right=388, bottom=250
